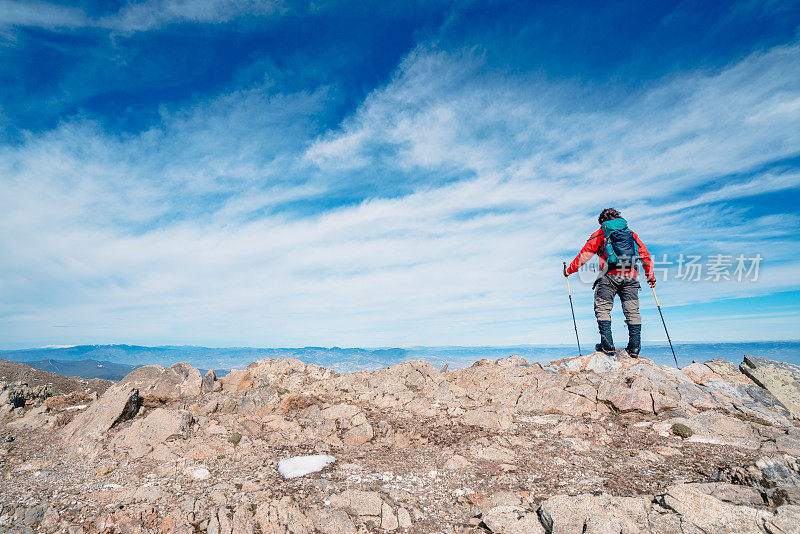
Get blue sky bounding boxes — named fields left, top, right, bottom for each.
left=1, top=0, right=799, bottom=349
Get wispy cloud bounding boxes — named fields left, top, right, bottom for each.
left=1, top=9, right=799, bottom=347
left=0, top=1, right=88, bottom=29
left=0, top=0, right=287, bottom=31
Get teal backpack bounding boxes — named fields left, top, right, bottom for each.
left=601, top=218, right=639, bottom=269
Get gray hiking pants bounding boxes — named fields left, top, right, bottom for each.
left=593, top=274, right=641, bottom=325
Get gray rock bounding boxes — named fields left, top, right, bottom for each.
left=202, top=369, right=216, bottom=394
left=231, top=505, right=255, bottom=534
left=669, top=411, right=761, bottom=449
left=113, top=408, right=192, bottom=450
left=329, top=490, right=383, bottom=517
left=119, top=362, right=202, bottom=401
left=660, top=483, right=770, bottom=533
left=62, top=385, right=139, bottom=442
left=23, top=504, right=45, bottom=525
left=482, top=491, right=523, bottom=510
left=740, top=356, right=800, bottom=420
left=397, top=507, right=412, bottom=528
left=763, top=505, right=800, bottom=534
left=307, top=508, right=356, bottom=534
left=755, top=456, right=800, bottom=488
left=6, top=405, right=57, bottom=430
left=342, top=422, right=373, bottom=447
left=495, top=355, right=530, bottom=367
left=775, top=431, right=800, bottom=456
left=322, top=403, right=360, bottom=420
left=133, top=485, right=164, bottom=503
left=684, top=482, right=765, bottom=507
left=482, top=506, right=544, bottom=534
left=539, top=494, right=651, bottom=533
left=769, top=487, right=800, bottom=506
left=746, top=385, right=792, bottom=419
left=462, top=407, right=512, bottom=430
left=381, top=502, right=398, bottom=531
left=254, top=496, right=314, bottom=534
left=217, top=505, right=233, bottom=534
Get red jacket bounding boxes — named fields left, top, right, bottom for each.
left=566, top=227, right=655, bottom=281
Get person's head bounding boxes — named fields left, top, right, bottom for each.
left=598, top=208, right=621, bottom=224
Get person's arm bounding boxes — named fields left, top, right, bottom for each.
left=632, top=231, right=655, bottom=285
left=565, top=230, right=603, bottom=276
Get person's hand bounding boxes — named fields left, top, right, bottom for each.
left=648, top=279, right=656, bottom=288
left=563, top=265, right=569, bottom=277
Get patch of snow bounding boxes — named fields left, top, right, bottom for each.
left=65, top=404, right=88, bottom=411
left=278, top=455, right=336, bottom=479
left=192, top=467, right=211, bottom=480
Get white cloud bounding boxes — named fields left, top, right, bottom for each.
left=101, top=0, right=283, bottom=32
left=0, top=0, right=336, bottom=32
left=0, top=1, right=87, bottom=29
left=1, top=42, right=800, bottom=348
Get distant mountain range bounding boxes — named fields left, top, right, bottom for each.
left=1, top=341, right=799, bottom=379
left=0, top=345, right=415, bottom=375
left=19, top=358, right=138, bottom=380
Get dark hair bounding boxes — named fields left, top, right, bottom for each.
left=598, top=208, right=621, bottom=224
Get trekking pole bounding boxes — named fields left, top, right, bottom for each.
left=564, top=262, right=582, bottom=357
left=651, top=285, right=679, bottom=369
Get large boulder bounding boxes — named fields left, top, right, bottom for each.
left=545, top=352, right=623, bottom=374
left=659, top=483, right=770, bottom=533
left=220, top=369, right=254, bottom=392
left=740, top=356, right=800, bottom=420
left=684, top=361, right=793, bottom=425
left=112, top=407, right=192, bottom=450
left=763, top=505, right=800, bottom=533
left=118, top=362, right=202, bottom=401
left=538, top=494, right=651, bottom=533
left=254, top=496, right=315, bottom=534
left=306, top=509, right=356, bottom=534
left=329, top=490, right=383, bottom=518
left=482, top=505, right=544, bottom=533
left=62, top=385, right=139, bottom=442
left=667, top=410, right=762, bottom=449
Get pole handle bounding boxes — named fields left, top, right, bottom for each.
left=650, top=285, right=660, bottom=308
left=563, top=261, right=571, bottom=296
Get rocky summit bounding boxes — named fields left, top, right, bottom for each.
left=1, top=353, right=800, bottom=534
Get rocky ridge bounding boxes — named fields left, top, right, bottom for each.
left=1, top=352, right=799, bottom=533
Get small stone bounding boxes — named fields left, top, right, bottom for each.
left=671, top=423, right=693, bottom=438
left=443, top=454, right=472, bottom=470
left=193, top=467, right=211, bottom=480
left=343, top=423, right=373, bottom=447
left=397, top=507, right=412, bottom=528
left=381, top=502, right=398, bottom=531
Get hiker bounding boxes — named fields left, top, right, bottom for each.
left=563, top=208, right=655, bottom=357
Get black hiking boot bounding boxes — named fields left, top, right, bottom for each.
left=596, top=321, right=615, bottom=354
left=626, top=323, right=641, bottom=359
left=595, top=343, right=616, bottom=355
